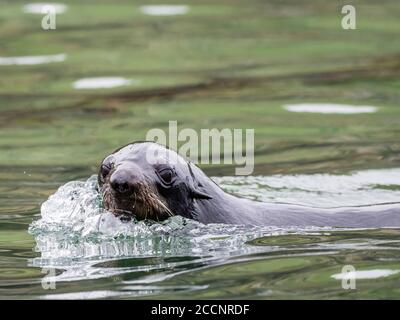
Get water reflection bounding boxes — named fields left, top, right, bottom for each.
left=0, top=54, right=67, bottom=66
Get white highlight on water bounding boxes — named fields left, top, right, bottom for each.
left=72, top=77, right=137, bottom=89
left=0, top=54, right=66, bottom=66
left=23, top=3, right=67, bottom=14
left=283, top=103, right=378, bottom=114
left=140, top=5, right=190, bottom=16
left=215, top=168, right=400, bottom=207
left=331, top=269, right=400, bottom=280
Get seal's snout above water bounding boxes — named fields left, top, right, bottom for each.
left=109, top=167, right=139, bottom=195
left=98, top=141, right=400, bottom=228
left=98, top=141, right=212, bottom=221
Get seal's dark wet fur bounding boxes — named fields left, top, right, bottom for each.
left=98, top=141, right=400, bottom=227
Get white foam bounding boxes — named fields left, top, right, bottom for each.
left=283, top=103, right=378, bottom=114
left=72, top=77, right=137, bottom=89
left=140, top=5, right=189, bottom=16
left=23, top=3, right=67, bottom=14
left=331, top=269, right=400, bottom=280
left=0, top=53, right=66, bottom=66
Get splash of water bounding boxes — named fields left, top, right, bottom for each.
left=28, top=169, right=400, bottom=285
left=29, top=175, right=289, bottom=268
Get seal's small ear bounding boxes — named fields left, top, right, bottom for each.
left=190, top=188, right=213, bottom=200
left=187, top=163, right=213, bottom=200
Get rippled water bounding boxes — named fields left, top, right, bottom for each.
left=1, top=168, right=399, bottom=299
left=2, top=0, right=400, bottom=301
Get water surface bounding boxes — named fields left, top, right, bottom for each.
left=1, top=0, right=400, bottom=300
left=1, top=167, right=400, bottom=299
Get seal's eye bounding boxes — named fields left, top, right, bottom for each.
left=158, top=168, right=173, bottom=185
left=101, top=163, right=112, bottom=178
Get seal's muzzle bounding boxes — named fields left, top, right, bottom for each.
left=109, top=168, right=138, bottom=195
left=99, top=160, right=173, bottom=220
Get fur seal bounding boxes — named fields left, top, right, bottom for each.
left=98, top=141, right=400, bottom=228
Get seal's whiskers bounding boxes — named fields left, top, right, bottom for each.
left=101, top=180, right=173, bottom=221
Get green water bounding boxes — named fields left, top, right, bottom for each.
left=1, top=0, right=400, bottom=299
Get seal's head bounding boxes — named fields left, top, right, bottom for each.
left=98, top=142, right=212, bottom=221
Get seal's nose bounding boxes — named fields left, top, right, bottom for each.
left=110, top=171, right=134, bottom=195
